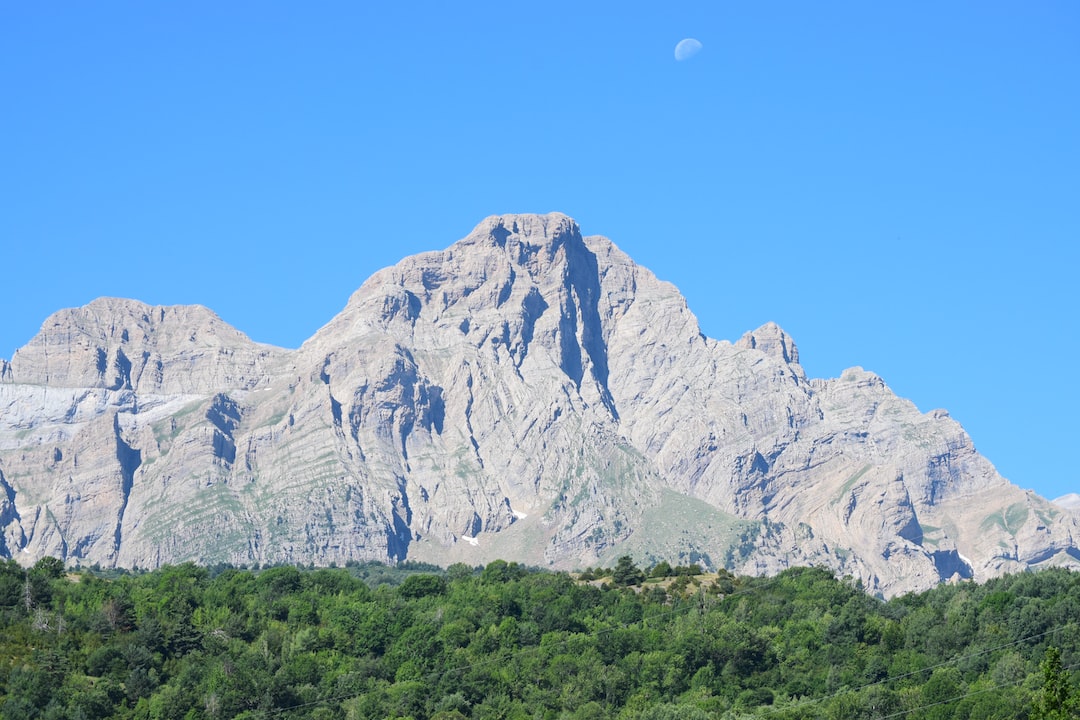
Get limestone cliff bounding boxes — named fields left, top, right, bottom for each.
left=1, top=213, right=1076, bottom=596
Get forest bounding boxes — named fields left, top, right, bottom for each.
left=1, top=555, right=1078, bottom=719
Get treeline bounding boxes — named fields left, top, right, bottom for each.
left=1, top=556, right=1078, bottom=719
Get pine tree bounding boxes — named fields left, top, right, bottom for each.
left=612, top=555, right=645, bottom=586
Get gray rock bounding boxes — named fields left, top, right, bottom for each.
left=2, top=213, right=1077, bottom=596
left=1053, top=493, right=1080, bottom=512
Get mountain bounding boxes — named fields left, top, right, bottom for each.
left=1054, top=494, right=1080, bottom=512
left=1, top=213, right=1077, bottom=596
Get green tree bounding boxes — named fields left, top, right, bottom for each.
left=481, top=559, right=526, bottom=583
left=650, top=561, right=673, bottom=578
left=31, top=556, right=66, bottom=580
left=612, top=556, right=645, bottom=586
left=920, top=666, right=963, bottom=720
left=1031, top=647, right=1079, bottom=720
left=0, top=558, right=28, bottom=609
left=25, top=555, right=66, bottom=608
left=447, top=562, right=475, bottom=582
left=398, top=573, right=447, bottom=599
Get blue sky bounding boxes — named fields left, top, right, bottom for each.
left=3, top=3, right=1078, bottom=500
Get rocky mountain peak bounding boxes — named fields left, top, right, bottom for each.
left=1, top=213, right=1077, bottom=597
left=470, top=212, right=581, bottom=250
left=736, top=321, right=801, bottom=366
left=1054, top=493, right=1080, bottom=512
left=3, top=297, right=286, bottom=393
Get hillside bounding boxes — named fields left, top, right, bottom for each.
left=1, top=559, right=1078, bottom=719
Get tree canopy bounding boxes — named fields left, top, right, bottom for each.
left=0, top=557, right=1077, bottom=719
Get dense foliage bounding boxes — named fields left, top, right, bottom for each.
left=1, top=556, right=1078, bottom=719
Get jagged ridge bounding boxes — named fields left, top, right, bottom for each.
left=1, top=213, right=1077, bottom=596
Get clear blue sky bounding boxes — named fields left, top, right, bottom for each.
left=3, top=3, right=1077, bottom=500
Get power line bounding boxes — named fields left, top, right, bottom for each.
left=877, top=660, right=1080, bottom=720
left=753, top=625, right=1072, bottom=719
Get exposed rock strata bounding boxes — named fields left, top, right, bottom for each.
left=2, top=213, right=1077, bottom=596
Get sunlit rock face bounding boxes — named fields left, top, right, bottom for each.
left=1054, top=494, right=1080, bottom=512
left=2, top=213, right=1077, bottom=597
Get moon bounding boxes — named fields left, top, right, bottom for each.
left=674, top=38, right=702, bottom=61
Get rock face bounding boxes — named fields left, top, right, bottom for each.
left=1, top=213, right=1077, bottom=596
left=1054, top=494, right=1080, bottom=513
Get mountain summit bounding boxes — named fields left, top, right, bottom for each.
left=2, top=213, right=1077, bottom=596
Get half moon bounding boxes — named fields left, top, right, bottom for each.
left=674, top=38, right=702, bottom=61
